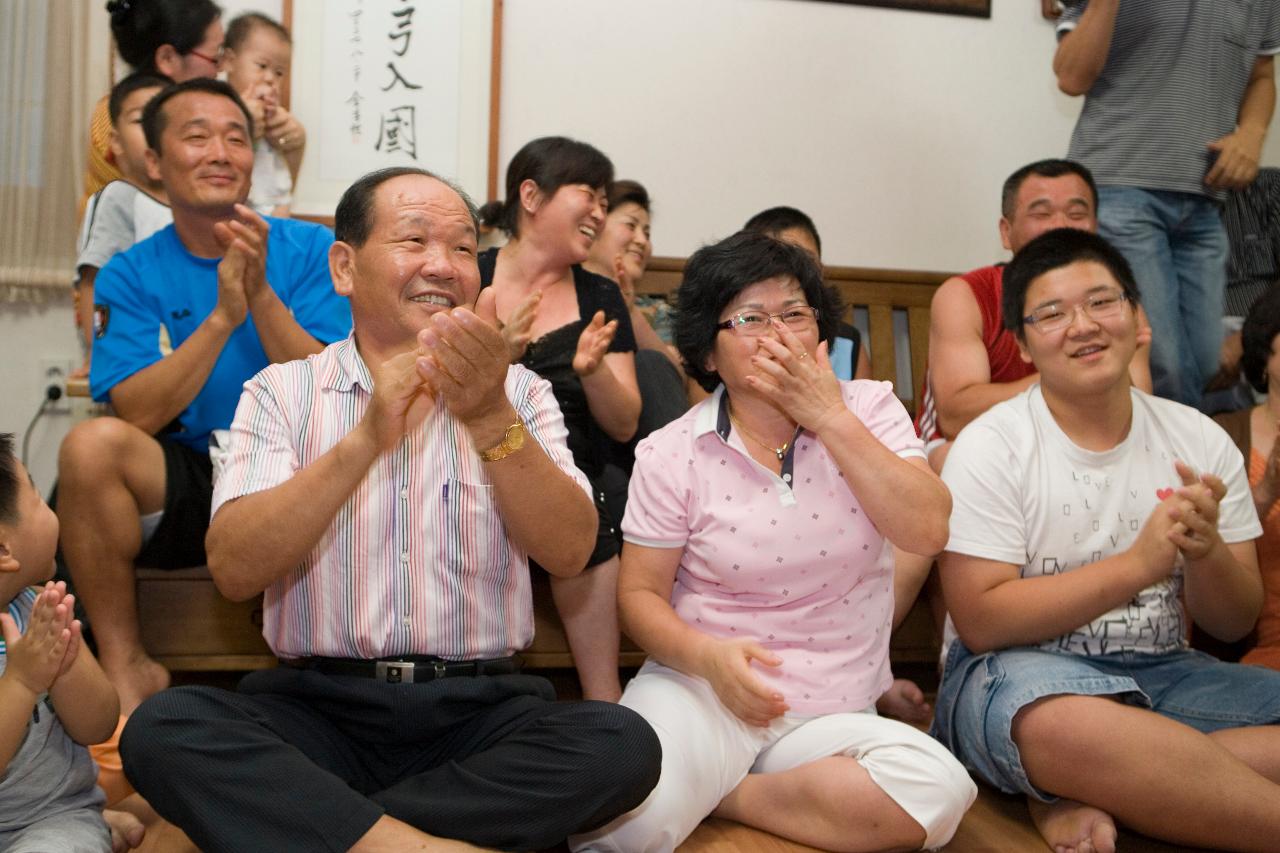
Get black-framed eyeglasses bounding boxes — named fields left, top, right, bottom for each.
left=1023, top=288, right=1128, bottom=334
left=717, top=306, right=819, bottom=336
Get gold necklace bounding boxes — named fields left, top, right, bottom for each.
left=728, top=408, right=795, bottom=462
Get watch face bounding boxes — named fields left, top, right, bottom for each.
left=482, top=422, right=525, bottom=461
left=506, top=422, right=525, bottom=450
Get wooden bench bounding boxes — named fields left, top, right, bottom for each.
left=114, top=257, right=950, bottom=672
left=120, top=262, right=1195, bottom=852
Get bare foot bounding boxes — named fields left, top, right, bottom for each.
left=875, top=678, right=931, bottom=725
left=101, top=653, right=170, bottom=715
left=112, top=792, right=161, bottom=828
left=104, top=808, right=146, bottom=852
left=1028, top=797, right=1117, bottom=853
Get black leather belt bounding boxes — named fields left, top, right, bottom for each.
left=283, top=655, right=520, bottom=684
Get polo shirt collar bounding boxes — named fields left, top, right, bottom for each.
left=693, top=384, right=729, bottom=439
left=700, top=384, right=801, bottom=488
left=321, top=334, right=374, bottom=394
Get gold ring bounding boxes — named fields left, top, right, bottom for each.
left=279, top=135, right=289, bottom=146
left=797, top=351, right=809, bottom=360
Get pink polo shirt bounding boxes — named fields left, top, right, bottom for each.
left=623, top=381, right=925, bottom=716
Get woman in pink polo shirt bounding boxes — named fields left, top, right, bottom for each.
left=570, top=232, right=974, bottom=853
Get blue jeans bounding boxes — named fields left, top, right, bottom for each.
left=930, top=642, right=1280, bottom=801
left=1097, top=186, right=1227, bottom=408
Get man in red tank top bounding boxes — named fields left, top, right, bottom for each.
left=915, top=159, right=1152, bottom=471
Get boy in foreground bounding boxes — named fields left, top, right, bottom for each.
left=933, top=228, right=1280, bottom=853
left=0, top=434, right=128, bottom=851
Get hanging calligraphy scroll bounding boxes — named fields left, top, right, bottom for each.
left=285, top=0, right=499, bottom=218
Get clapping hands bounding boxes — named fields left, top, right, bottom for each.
left=573, top=310, right=618, bottom=377
left=1165, top=460, right=1227, bottom=562
left=213, top=205, right=272, bottom=327
left=0, top=582, right=81, bottom=697
left=476, top=287, right=542, bottom=363
left=1133, top=461, right=1228, bottom=583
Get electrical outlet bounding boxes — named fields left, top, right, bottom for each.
left=36, top=357, right=73, bottom=411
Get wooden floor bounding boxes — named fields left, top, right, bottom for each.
left=127, top=784, right=1204, bottom=852
left=122, top=672, right=1205, bottom=852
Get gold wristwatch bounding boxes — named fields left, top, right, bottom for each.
left=478, top=421, right=526, bottom=462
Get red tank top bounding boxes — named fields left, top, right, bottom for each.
left=915, top=264, right=1035, bottom=444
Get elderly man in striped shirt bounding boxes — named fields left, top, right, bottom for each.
left=1055, top=0, right=1280, bottom=409
left=119, top=167, right=662, bottom=853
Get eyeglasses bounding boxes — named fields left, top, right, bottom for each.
left=1023, top=288, right=1129, bottom=334
left=188, top=46, right=224, bottom=65
left=717, top=306, right=819, bottom=336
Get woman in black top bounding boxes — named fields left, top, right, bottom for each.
left=476, top=137, right=640, bottom=701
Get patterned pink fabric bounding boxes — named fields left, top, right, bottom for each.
left=623, top=381, right=925, bottom=715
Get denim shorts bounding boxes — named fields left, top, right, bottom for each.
left=929, top=642, right=1280, bottom=801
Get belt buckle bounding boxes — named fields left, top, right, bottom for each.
left=375, top=661, right=415, bottom=684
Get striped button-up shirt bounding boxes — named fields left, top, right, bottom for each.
left=211, top=334, right=590, bottom=661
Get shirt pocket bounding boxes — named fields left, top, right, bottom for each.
left=1221, top=0, right=1256, bottom=48
left=1216, top=0, right=1260, bottom=106
left=440, top=478, right=510, bottom=581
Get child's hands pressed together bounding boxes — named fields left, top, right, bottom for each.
left=1, top=581, right=80, bottom=697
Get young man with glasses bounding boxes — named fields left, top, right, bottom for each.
left=916, top=158, right=1152, bottom=473
left=933, top=227, right=1280, bottom=853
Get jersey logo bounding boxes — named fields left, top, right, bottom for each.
left=93, top=304, right=110, bottom=339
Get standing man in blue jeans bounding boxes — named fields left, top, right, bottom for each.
left=1054, top=0, right=1280, bottom=407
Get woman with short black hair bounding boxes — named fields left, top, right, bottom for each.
left=571, top=231, right=974, bottom=852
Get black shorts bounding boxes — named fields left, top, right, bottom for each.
left=136, top=438, right=213, bottom=570
left=530, top=475, right=621, bottom=577
left=586, top=475, right=622, bottom=568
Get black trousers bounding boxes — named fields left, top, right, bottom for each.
left=121, top=667, right=661, bottom=852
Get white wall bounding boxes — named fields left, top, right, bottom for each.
left=0, top=297, right=91, bottom=492
left=498, top=0, right=1280, bottom=269
left=7, top=0, right=1280, bottom=490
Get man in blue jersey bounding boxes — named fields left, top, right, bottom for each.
left=56, top=78, right=351, bottom=714
left=1054, top=1, right=1280, bottom=408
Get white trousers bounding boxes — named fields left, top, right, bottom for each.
left=571, top=662, right=975, bottom=852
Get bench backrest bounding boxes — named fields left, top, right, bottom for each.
left=639, top=257, right=948, bottom=416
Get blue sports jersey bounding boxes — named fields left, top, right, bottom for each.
left=90, top=217, right=351, bottom=452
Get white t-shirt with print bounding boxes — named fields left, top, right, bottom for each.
left=942, top=385, right=1261, bottom=658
